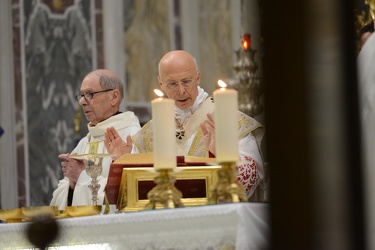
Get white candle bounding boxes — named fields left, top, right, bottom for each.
left=213, top=82, right=239, bottom=162
left=151, top=97, right=176, bottom=169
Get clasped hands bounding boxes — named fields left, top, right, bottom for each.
left=103, top=113, right=216, bottom=159
left=59, top=153, right=85, bottom=189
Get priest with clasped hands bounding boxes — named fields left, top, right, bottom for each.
left=105, top=50, right=266, bottom=201
left=50, top=69, right=141, bottom=210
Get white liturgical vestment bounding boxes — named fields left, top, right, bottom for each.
left=50, top=112, right=141, bottom=210
left=132, top=87, right=265, bottom=200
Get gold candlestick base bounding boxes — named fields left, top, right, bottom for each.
left=144, top=169, right=184, bottom=210
left=207, top=162, right=248, bottom=204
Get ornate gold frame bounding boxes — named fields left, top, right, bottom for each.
left=355, top=0, right=375, bottom=52
left=117, top=166, right=220, bottom=212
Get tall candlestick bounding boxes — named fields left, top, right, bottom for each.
left=151, top=97, right=176, bottom=169
left=213, top=81, right=239, bottom=162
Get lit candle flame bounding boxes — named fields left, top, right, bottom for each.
left=242, top=40, right=249, bottom=50
left=154, top=89, right=164, bottom=97
left=218, top=80, right=227, bottom=88
left=241, top=33, right=251, bottom=50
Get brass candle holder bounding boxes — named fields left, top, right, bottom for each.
left=228, top=35, right=263, bottom=118
left=144, top=169, right=184, bottom=209
left=207, top=162, right=248, bottom=204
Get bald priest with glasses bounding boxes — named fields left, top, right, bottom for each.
left=105, top=50, right=266, bottom=201
left=50, top=69, right=141, bottom=210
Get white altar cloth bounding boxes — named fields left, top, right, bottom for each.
left=0, top=202, right=269, bottom=250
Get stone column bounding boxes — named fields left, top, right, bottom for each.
left=103, top=0, right=126, bottom=110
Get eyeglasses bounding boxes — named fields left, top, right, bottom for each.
left=75, top=89, right=114, bottom=101
left=164, top=78, right=195, bottom=90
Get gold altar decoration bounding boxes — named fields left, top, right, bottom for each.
left=355, top=0, right=375, bottom=52
left=65, top=205, right=102, bottom=217
left=144, top=169, right=184, bottom=210
left=116, top=165, right=220, bottom=212
left=0, top=205, right=103, bottom=223
left=21, top=206, right=59, bottom=222
left=0, top=208, right=23, bottom=223
left=227, top=33, right=263, bottom=118
left=207, top=162, right=248, bottom=204
left=355, top=0, right=375, bottom=34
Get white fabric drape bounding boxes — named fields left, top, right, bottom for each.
left=357, top=33, right=375, bottom=250
left=0, top=203, right=270, bottom=249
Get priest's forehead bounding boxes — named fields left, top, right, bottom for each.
left=162, top=70, right=198, bottom=83
left=159, top=50, right=198, bottom=76
left=80, top=73, right=101, bottom=92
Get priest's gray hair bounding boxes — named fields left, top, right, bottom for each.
left=95, top=70, right=124, bottom=100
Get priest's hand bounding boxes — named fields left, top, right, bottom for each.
left=59, top=153, right=85, bottom=189
left=104, top=127, right=133, bottom=160
left=200, top=113, right=216, bottom=156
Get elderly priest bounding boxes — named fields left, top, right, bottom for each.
left=50, top=69, right=141, bottom=210
left=105, top=50, right=266, bottom=201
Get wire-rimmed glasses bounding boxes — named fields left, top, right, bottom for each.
left=164, top=78, right=196, bottom=91
left=75, top=89, right=114, bottom=101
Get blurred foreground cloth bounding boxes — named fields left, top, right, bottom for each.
left=357, top=33, right=375, bottom=250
